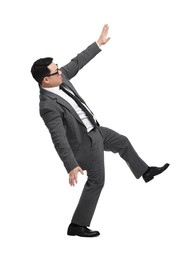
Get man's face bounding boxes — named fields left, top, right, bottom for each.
left=42, top=63, right=62, bottom=87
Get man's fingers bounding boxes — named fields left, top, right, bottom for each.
left=103, top=24, right=109, bottom=30
left=104, top=24, right=109, bottom=32
left=69, top=167, right=84, bottom=186
left=69, top=173, right=76, bottom=186
left=106, top=37, right=110, bottom=42
left=101, top=24, right=110, bottom=42
left=69, top=176, right=75, bottom=186
left=74, top=172, right=78, bottom=185
left=71, top=178, right=76, bottom=186
left=79, top=167, right=84, bottom=175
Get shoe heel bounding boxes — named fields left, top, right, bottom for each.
left=67, top=233, right=76, bottom=236
left=144, top=175, right=154, bottom=183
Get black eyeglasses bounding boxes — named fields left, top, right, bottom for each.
left=46, top=68, right=60, bottom=77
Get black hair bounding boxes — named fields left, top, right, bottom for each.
left=31, top=57, right=53, bottom=84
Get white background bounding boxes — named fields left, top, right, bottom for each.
left=1, top=0, right=193, bottom=259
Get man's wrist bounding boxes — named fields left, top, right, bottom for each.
left=96, top=41, right=102, bottom=49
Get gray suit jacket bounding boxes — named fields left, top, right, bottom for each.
left=39, top=42, right=101, bottom=173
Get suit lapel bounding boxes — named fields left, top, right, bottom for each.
left=61, top=78, right=86, bottom=104
left=40, top=87, right=85, bottom=126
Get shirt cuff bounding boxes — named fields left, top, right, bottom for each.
left=96, top=41, right=102, bottom=49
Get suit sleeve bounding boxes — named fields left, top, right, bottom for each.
left=40, top=103, right=79, bottom=173
left=60, top=42, right=101, bottom=80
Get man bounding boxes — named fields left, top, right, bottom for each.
left=31, top=24, right=169, bottom=237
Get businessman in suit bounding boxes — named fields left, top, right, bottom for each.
left=31, top=25, right=169, bottom=237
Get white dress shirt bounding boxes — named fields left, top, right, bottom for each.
left=42, top=86, right=95, bottom=132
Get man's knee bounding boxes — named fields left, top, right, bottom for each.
left=87, top=177, right=105, bottom=189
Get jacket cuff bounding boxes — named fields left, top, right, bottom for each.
left=64, top=159, right=79, bottom=174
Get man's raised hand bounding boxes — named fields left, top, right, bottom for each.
left=97, top=24, right=110, bottom=46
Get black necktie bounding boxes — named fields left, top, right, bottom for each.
left=60, top=85, right=98, bottom=128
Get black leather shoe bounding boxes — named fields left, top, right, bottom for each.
left=143, top=163, right=170, bottom=183
left=67, top=223, right=100, bottom=237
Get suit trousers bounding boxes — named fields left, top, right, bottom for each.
left=71, top=126, right=148, bottom=227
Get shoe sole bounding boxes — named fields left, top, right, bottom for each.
left=67, top=233, right=100, bottom=237
left=144, top=163, right=170, bottom=183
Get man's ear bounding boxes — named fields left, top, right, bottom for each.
left=42, top=77, right=49, bottom=85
